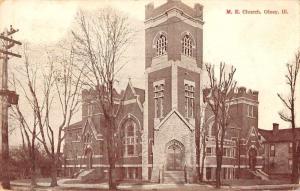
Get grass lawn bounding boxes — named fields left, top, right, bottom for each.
left=12, top=177, right=61, bottom=184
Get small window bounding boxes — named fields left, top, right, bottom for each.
left=289, top=142, right=293, bottom=153
left=223, top=168, right=227, bottom=179
left=182, top=34, right=193, bottom=57
left=154, top=83, right=164, bottom=118
left=247, top=105, right=255, bottom=118
left=289, top=159, right=292, bottom=169
left=223, top=148, right=227, bottom=156
left=88, top=103, right=94, bottom=116
left=127, top=145, right=134, bottom=155
left=100, top=142, right=104, bottom=153
left=127, top=125, right=134, bottom=136
left=270, top=144, right=275, bottom=157
left=156, top=35, right=167, bottom=56
left=206, top=167, right=212, bottom=180
left=184, top=83, right=195, bottom=118
left=206, top=147, right=212, bottom=156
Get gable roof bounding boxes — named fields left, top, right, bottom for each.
left=133, top=87, right=145, bottom=104
left=123, top=80, right=145, bottom=111
left=244, top=126, right=262, bottom=146
left=123, top=83, right=136, bottom=100
left=64, top=121, right=83, bottom=131
left=258, top=128, right=300, bottom=142
left=81, top=118, right=103, bottom=140
left=155, top=108, right=194, bottom=131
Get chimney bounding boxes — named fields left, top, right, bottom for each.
left=273, top=123, right=279, bottom=134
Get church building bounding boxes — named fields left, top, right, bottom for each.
left=63, top=0, right=264, bottom=183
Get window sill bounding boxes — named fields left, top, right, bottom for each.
left=123, top=155, right=139, bottom=158
left=181, top=54, right=196, bottom=65
left=152, top=54, right=168, bottom=66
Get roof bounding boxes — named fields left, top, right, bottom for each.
left=133, top=87, right=145, bottom=104
left=65, top=121, right=83, bottom=130
left=258, top=128, right=300, bottom=142
left=82, top=86, right=123, bottom=100
left=155, top=108, right=194, bottom=131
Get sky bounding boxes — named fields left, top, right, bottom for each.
left=0, top=0, right=299, bottom=145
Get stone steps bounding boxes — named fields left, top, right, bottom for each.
left=77, top=169, right=95, bottom=181
left=163, top=170, right=185, bottom=184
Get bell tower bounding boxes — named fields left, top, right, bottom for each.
left=142, top=0, right=204, bottom=180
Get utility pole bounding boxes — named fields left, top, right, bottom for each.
left=0, top=25, right=21, bottom=189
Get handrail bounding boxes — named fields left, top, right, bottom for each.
left=184, top=165, right=187, bottom=183
left=162, top=165, right=165, bottom=183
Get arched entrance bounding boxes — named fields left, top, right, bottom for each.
left=165, top=140, right=184, bottom=171
left=84, top=146, right=93, bottom=169
left=248, top=147, right=257, bottom=170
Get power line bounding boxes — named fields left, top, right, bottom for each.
left=0, top=25, right=22, bottom=190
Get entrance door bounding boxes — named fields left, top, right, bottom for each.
left=248, top=147, right=257, bottom=170
left=166, top=143, right=183, bottom=171
left=85, top=148, right=93, bottom=169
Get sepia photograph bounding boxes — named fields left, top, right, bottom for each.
left=0, top=0, right=299, bottom=190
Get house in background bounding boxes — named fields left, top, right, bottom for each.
left=259, top=123, right=300, bottom=180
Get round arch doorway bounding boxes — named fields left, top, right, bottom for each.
left=166, top=140, right=184, bottom=171
left=84, top=146, right=93, bottom=169
left=248, top=147, right=257, bottom=170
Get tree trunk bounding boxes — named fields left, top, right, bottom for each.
left=237, top=138, right=241, bottom=179
left=30, top=152, right=37, bottom=187
left=108, top=166, right=116, bottom=190
left=30, top=171, right=37, bottom=188
left=195, top=104, right=201, bottom=183
left=215, top=151, right=222, bottom=189
left=200, top=139, right=206, bottom=181
left=50, top=161, right=58, bottom=187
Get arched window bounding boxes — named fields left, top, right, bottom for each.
left=182, top=34, right=193, bottom=57
left=156, top=35, right=167, bottom=56
left=123, top=119, right=139, bottom=156
left=83, top=131, right=92, bottom=143
left=208, top=123, right=213, bottom=137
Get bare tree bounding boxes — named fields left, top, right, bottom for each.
left=199, top=106, right=208, bottom=182
left=195, top=103, right=201, bottom=182
left=12, top=44, right=82, bottom=187
left=38, top=48, right=82, bottom=186
left=71, top=9, right=132, bottom=189
left=205, top=63, right=236, bottom=188
left=277, top=50, right=300, bottom=184
left=10, top=45, right=42, bottom=187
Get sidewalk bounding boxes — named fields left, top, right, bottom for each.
left=231, top=183, right=300, bottom=190
left=11, top=179, right=217, bottom=190
left=59, top=179, right=211, bottom=190
left=11, top=179, right=300, bottom=190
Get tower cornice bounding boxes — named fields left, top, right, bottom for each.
left=145, top=7, right=204, bottom=29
